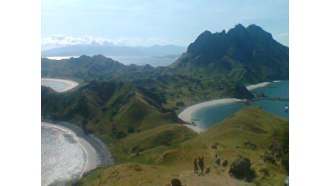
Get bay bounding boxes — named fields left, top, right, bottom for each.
left=192, top=81, right=289, bottom=129
left=41, top=79, right=70, bottom=92
left=41, top=125, right=86, bottom=186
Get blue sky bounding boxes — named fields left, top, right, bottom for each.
left=41, top=0, right=288, bottom=50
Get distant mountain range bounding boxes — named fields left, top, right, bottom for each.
left=41, top=44, right=186, bottom=57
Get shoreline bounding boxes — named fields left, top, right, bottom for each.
left=178, top=98, right=244, bottom=133
left=41, top=120, right=113, bottom=183
left=179, top=81, right=273, bottom=133
left=42, top=122, right=98, bottom=175
left=42, top=120, right=113, bottom=165
left=246, top=82, right=271, bottom=91
left=41, top=78, right=79, bottom=92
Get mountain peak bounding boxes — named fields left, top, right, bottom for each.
left=172, top=24, right=289, bottom=81
left=92, top=54, right=108, bottom=59
left=78, top=55, right=91, bottom=59
left=196, top=30, right=213, bottom=40
left=246, top=24, right=273, bottom=39
left=247, top=24, right=259, bottom=29
left=234, top=23, right=245, bottom=29
left=227, top=24, right=249, bottom=36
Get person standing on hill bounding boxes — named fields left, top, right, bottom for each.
left=194, top=158, right=198, bottom=173
left=214, top=157, right=221, bottom=168
left=198, top=157, right=205, bottom=176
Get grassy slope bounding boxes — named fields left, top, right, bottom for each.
left=42, top=81, right=187, bottom=164
left=42, top=81, right=180, bottom=136
left=107, top=124, right=197, bottom=163
left=75, top=163, right=254, bottom=186
left=77, top=107, right=288, bottom=186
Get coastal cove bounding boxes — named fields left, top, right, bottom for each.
left=41, top=78, right=79, bottom=92
left=41, top=121, right=113, bottom=186
left=179, top=81, right=289, bottom=132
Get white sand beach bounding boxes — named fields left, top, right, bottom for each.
left=179, top=98, right=244, bottom=133
left=246, top=82, right=271, bottom=91
left=41, top=122, right=98, bottom=175
left=77, top=136, right=99, bottom=173
left=179, top=81, right=273, bottom=133
left=41, top=78, right=79, bottom=92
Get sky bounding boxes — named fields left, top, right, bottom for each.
left=41, top=0, right=288, bottom=50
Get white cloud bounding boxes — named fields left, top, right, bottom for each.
left=41, top=35, right=187, bottom=50
left=41, top=35, right=115, bottom=49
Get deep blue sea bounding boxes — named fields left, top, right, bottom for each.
left=192, top=81, right=289, bottom=129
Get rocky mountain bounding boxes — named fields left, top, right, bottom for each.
left=170, top=24, right=289, bottom=83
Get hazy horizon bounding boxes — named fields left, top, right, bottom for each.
left=42, top=0, right=288, bottom=50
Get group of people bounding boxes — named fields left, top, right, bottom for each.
left=193, top=157, right=205, bottom=176
left=194, top=154, right=228, bottom=176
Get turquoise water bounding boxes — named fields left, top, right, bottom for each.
left=252, top=81, right=289, bottom=99
left=192, top=81, right=289, bottom=129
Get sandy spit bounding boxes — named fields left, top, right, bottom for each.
left=41, top=78, right=79, bottom=92
left=246, top=82, right=271, bottom=91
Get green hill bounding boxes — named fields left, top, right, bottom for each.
left=42, top=80, right=181, bottom=142
left=41, top=54, right=155, bottom=81
left=75, top=107, right=288, bottom=186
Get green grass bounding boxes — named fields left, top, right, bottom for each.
left=106, top=124, right=197, bottom=163
left=77, top=107, right=288, bottom=186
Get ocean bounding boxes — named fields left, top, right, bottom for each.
left=192, top=81, right=289, bottom=129
left=41, top=125, right=87, bottom=186
left=43, top=55, right=179, bottom=67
